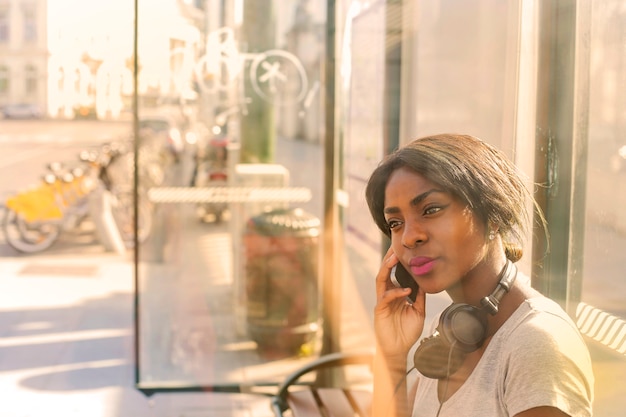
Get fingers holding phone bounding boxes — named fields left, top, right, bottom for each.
left=374, top=259, right=426, bottom=358
left=391, top=263, right=419, bottom=304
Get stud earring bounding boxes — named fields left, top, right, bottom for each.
left=488, top=230, right=497, bottom=241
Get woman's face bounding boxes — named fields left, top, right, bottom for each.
left=383, top=166, right=489, bottom=294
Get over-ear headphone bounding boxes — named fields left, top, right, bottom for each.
left=413, top=260, right=517, bottom=379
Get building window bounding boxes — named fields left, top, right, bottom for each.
left=25, top=64, right=37, bottom=94
left=0, top=9, right=9, bottom=43
left=57, top=67, right=64, bottom=92
left=23, top=7, right=36, bottom=42
left=0, top=65, right=9, bottom=95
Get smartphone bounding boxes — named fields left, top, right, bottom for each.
left=391, top=263, right=419, bottom=303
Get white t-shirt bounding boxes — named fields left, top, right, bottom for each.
left=410, top=297, right=594, bottom=417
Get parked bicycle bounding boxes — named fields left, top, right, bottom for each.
left=2, top=141, right=154, bottom=253
left=3, top=163, right=97, bottom=253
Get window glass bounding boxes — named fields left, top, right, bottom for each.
left=579, top=1, right=626, bottom=414
left=0, top=8, right=8, bottom=43
left=343, top=0, right=525, bottom=335
left=135, top=0, right=329, bottom=391
left=25, top=64, right=37, bottom=94
left=343, top=0, right=624, bottom=413
left=0, top=65, right=8, bottom=94
left=23, top=6, right=37, bottom=43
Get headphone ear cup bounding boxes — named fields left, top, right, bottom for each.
left=439, top=303, right=488, bottom=353
left=413, top=334, right=465, bottom=379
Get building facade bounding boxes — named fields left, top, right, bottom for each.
left=1, top=0, right=203, bottom=119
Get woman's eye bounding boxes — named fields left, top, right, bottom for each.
left=386, top=219, right=403, bottom=230
left=424, top=205, right=443, bottom=215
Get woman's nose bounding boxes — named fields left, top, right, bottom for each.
left=401, top=220, right=427, bottom=249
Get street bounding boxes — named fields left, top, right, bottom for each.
left=0, top=119, right=131, bottom=192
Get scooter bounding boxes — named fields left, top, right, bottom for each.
left=191, top=128, right=230, bottom=223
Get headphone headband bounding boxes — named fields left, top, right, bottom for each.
left=480, top=260, right=517, bottom=315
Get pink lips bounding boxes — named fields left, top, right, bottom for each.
left=409, top=257, right=436, bottom=276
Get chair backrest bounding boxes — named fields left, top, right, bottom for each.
left=270, top=351, right=374, bottom=417
left=285, top=387, right=372, bottom=417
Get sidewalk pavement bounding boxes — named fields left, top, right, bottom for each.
left=0, top=207, right=378, bottom=417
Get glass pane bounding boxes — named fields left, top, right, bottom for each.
left=343, top=0, right=523, bottom=340
left=580, top=1, right=626, bottom=414
left=135, top=0, right=329, bottom=390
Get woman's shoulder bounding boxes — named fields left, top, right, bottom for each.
left=503, top=296, right=580, bottom=338
left=499, top=296, right=592, bottom=362
left=513, top=296, right=578, bottom=329
left=495, top=297, right=594, bottom=416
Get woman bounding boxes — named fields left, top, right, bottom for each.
left=365, top=134, right=593, bottom=417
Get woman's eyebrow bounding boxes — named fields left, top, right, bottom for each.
left=410, top=189, right=443, bottom=207
left=383, top=189, right=443, bottom=214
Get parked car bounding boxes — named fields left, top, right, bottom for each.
left=74, top=104, right=97, bottom=120
left=139, top=115, right=185, bottom=163
left=1, top=103, right=42, bottom=119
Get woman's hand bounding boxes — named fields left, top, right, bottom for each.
left=374, top=248, right=426, bottom=363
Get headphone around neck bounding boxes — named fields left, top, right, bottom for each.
left=413, top=260, right=517, bottom=379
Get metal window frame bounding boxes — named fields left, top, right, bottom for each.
left=532, top=0, right=591, bottom=317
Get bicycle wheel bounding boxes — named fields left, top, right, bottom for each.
left=3, top=209, right=61, bottom=253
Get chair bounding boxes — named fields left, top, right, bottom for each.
left=270, top=351, right=374, bottom=417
